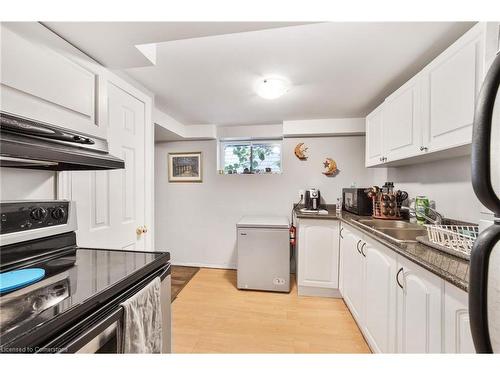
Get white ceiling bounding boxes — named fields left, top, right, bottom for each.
left=45, top=22, right=475, bottom=126
left=43, top=22, right=310, bottom=68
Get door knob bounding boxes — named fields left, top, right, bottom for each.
left=136, top=226, right=148, bottom=235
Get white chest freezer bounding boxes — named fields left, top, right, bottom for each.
left=236, top=216, right=290, bottom=292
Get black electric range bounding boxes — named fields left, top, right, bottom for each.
left=0, top=201, right=170, bottom=353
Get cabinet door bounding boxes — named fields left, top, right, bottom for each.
left=397, top=256, right=443, bottom=353
left=421, top=25, right=484, bottom=152
left=383, top=77, right=422, bottom=162
left=297, top=220, right=339, bottom=289
left=444, top=283, right=475, bottom=353
left=365, top=104, right=384, bottom=167
left=363, top=240, right=397, bottom=353
left=0, top=23, right=106, bottom=139
left=340, top=225, right=364, bottom=324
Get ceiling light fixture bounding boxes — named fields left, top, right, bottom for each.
left=255, top=77, right=291, bottom=100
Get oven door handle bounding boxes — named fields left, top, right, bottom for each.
left=62, top=307, right=123, bottom=353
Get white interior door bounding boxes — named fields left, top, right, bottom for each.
left=69, top=82, right=146, bottom=251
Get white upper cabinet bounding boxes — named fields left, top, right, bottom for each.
left=396, top=255, right=443, bottom=353
left=365, top=103, right=385, bottom=167
left=421, top=24, right=485, bottom=152
left=382, top=76, right=423, bottom=162
left=0, top=23, right=107, bottom=139
left=297, top=219, right=340, bottom=296
left=365, top=22, right=499, bottom=167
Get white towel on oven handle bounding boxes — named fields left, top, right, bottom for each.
left=120, top=276, right=162, bottom=353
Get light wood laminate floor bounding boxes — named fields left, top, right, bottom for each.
left=172, top=268, right=370, bottom=353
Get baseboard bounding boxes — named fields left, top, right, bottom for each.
left=297, top=286, right=342, bottom=298
left=171, top=261, right=237, bottom=270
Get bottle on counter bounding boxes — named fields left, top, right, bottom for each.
left=415, top=195, right=430, bottom=225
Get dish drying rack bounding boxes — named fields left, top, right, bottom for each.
left=424, top=224, right=479, bottom=259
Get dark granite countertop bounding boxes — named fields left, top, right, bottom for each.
left=294, top=204, right=339, bottom=220
left=294, top=206, right=469, bottom=291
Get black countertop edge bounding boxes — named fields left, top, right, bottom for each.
left=294, top=208, right=469, bottom=292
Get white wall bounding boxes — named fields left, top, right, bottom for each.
left=0, top=169, right=56, bottom=200
left=384, top=155, right=480, bottom=223
left=155, top=136, right=375, bottom=268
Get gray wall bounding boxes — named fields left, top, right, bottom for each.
left=155, top=136, right=377, bottom=268
left=0, top=169, right=56, bottom=200
left=384, top=155, right=480, bottom=223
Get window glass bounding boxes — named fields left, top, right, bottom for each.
left=221, top=140, right=282, bottom=174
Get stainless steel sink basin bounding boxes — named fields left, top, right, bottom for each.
left=375, top=228, right=427, bottom=242
left=355, top=219, right=427, bottom=243
left=358, top=219, right=423, bottom=230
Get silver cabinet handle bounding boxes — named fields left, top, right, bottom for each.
left=360, top=242, right=366, bottom=257
left=340, top=227, right=344, bottom=239
left=396, top=267, right=404, bottom=289
left=420, top=146, right=428, bottom=151
left=356, top=239, right=362, bottom=254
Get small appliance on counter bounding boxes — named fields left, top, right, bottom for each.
left=366, top=182, right=408, bottom=220
left=342, top=188, right=373, bottom=216
left=304, top=188, right=321, bottom=211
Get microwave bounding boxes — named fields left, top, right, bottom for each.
left=342, top=188, right=373, bottom=216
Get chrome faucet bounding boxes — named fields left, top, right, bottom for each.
left=400, top=205, right=443, bottom=225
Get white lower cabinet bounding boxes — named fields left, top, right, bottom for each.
left=444, top=283, right=475, bottom=353
left=340, top=224, right=397, bottom=353
left=340, top=222, right=475, bottom=353
left=396, top=255, right=443, bottom=353
left=340, top=225, right=365, bottom=322
left=363, top=238, right=397, bottom=353
left=297, top=219, right=340, bottom=297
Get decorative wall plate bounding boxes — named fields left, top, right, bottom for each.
left=322, top=158, right=338, bottom=176
left=294, top=143, right=308, bottom=160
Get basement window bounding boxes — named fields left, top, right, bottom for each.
left=219, top=140, right=282, bottom=175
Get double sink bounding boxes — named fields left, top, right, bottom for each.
left=354, top=218, right=427, bottom=243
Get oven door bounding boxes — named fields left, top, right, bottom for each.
left=74, top=308, right=122, bottom=353
left=38, top=265, right=171, bottom=354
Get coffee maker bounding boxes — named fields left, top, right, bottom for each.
left=305, top=188, right=321, bottom=210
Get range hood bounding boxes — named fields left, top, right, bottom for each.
left=0, top=112, right=124, bottom=171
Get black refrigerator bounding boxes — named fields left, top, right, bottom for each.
left=469, top=49, right=500, bottom=353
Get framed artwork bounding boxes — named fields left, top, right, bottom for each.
left=168, top=152, right=202, bottom=182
